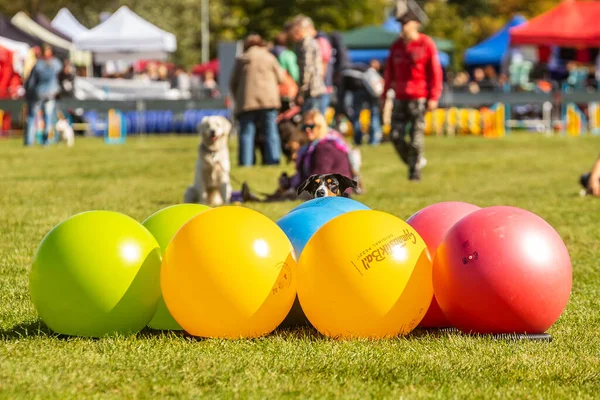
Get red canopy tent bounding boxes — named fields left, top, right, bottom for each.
left=192, top=59, right=219, bottom=76
left=0, top=45, right=15, bottom=98
left=510, top=1, right=600, bottom=47
left=134, top=60, right=175, bottom=73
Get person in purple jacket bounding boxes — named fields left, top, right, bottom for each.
left=232, top=109, right=360, bottom=202
left=293, top=109, right=354, bottom=186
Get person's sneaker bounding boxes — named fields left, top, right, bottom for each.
left=417, top=157, right=428, bottom=170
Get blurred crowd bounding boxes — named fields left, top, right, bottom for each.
left=228, top=15, right=385, bottom=167
left=230, top=1, right=443, bottom=197
left=100, top=61, right=222, bottom=100
left=448, top=48, right=600, bottom=94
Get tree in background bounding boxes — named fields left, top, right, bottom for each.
left=0, top=0, right=388, bottom=67
left=0, top=0, right=563, bottom=69
left=421, top=0, right=561, bottom=71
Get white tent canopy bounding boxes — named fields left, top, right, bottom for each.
left=11, top=11, right=92, bottom=66
left=74, top=6, right=176, bottom=62
left=51, top=8, right=89, bottom=39
left=12, top=11, right=73, bottom=50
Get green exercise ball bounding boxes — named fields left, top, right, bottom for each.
left=29, top=211, right=162, bottom=337
left=142, top=204, right=211, bottom=330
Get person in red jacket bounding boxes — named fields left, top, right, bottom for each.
left=383, top=2, right=443, bottom=181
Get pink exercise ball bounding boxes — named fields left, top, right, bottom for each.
left=407, top=201, right=480, bottom=328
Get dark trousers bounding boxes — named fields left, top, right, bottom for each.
left=390, top=98, right=427, bottom=175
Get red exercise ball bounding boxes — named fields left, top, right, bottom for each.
left=433, top=206, right=572, bottom=334
left=407, top=201, right=480, bottom=328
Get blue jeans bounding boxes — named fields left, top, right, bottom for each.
left=237, top=109, right=281, bottom=166
left=351, top=89, right=382, bottom=145
left=320, top=93, right=331, bottom=115
left=24, top=100, right=36, bottom=146
left=302, top=94, right=330, bottom=115
left=25, top=99, right=56, bottom=145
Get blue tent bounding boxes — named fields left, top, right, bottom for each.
left=464, top=15, right=527, bottom=67
left=382, top=15, right=401, bottom=34
left=348, top=48, right=450, bottom=68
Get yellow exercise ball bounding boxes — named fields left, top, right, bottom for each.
left=298, top=210, right=433, bottom=339
left=161, top=206, right=296, bottom=339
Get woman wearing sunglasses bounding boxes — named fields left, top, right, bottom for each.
left=232, top=109, right=361, bottom=202
left=286, top=109, right=361, bottom=198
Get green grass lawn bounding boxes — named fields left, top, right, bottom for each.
left=1, top=134, right=599, bottom=399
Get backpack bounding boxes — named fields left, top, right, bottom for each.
left=279, top=71, right=298, bottom=100
left=362, top=67, right=384, bottom=98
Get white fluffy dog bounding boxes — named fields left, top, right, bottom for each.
left=184, top=115, right=233, bottom=206
left=55, top=117, right=75, bottom=147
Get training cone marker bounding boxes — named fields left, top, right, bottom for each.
left=406, top=201, right=480, bottom=328
left=161, top=206, right=297, bottom=339
left=29, top=211, right=162, bottom=337
left=434, top=206, right=572, bottom=335
left=142, top=203, right=211, bottom=330
left=298, top=210, right=433, bottom=339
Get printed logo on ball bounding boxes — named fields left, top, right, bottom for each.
left=351, top=229, right=417, bottom=274
left=271, top=262, right=292, bottom=295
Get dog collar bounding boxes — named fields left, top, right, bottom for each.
left=201, top=143, right=217, bottom=159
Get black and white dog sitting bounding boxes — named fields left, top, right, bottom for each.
left=297, top=174, right=358, bottom=199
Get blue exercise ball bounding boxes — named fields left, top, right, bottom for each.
left=276, top=207, right=344, bottom=328
left=290, top=197, right=370, bottom=215
left=277, top=207, right=344, bottom=257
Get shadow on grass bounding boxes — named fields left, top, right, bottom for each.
left=273, top=326, right=462, bottom=342
left=275, top=326, right=325, bottom=341
left=135, top=327, right=192, bottom=340
left=0, top=320, right=59, bottom=340
left=0, top=322, right=191, bottom=341
left=0, top=321, right=487, bottom=342
left=153, top=200, right=176, bottom=207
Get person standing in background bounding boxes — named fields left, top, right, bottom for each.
left=271, top=31, right=299, bottom=111
left=172, top=65, right=191, bottom=99
left=384, top=1, right=443, bottom=181
left=288, top=15, right=326, bottom=114
left=202, top=70, right=221, bottom=98
left=328, top=31, right=351, bottom=89
left=230, top=34, right=284, bottom=166
left=24, top=44, right=62, bottom=146
left=23, top=46, right=41, bottom=83
left=57, top=58, right=75, bottom=99
left=338, top=60, right=384, bottom=146
left=313, top=28, right=335, bottom=114
left=271, top=31, right=299, bottom=83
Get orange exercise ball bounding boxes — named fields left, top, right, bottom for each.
left=142, top=203, right=211, bottom=330
left=161, top=206, right=296, bottom=338
left=297, top=210, right=433, bottom=339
